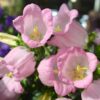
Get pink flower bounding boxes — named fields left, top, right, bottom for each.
left=13, top=3, right=53, bottom=48
left=81, top=79, right=100, bottom=100
left=0, top=76, right=23, bottom=100
left=0, top=46, right=36, bottom=80
left=37, top=47, right=97, bottom=96
left=52, top=4, right=78, bottom=34
left=56, top=97, right=72, bottom=100
left=48, top=4, right=87, bottom=48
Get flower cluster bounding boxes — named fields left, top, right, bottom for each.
left=0, top=3, right=100, bottom=100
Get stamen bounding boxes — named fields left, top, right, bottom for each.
left=54, top=68, right=58, bottom=74
left=7, top=72, right=13, bottom=78
left=30, top=25, right=42, bottom=41
left=54, top=25, right=62, bottom=32
left=73, top=65, right=88, bottom=80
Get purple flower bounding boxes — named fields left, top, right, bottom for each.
left=0, top=42, right=11, bottom=57
left=5, top=16, right=16, bottom=27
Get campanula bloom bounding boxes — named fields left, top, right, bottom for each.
left=0, top=46, right=36, bottom=80
left=0, top=76, right=23, bottom=100
left=13, top=3, right=53, bottom=48
left=53, top=4, right=78, bottom=34
left=48, top=4, right=87, bottom=48
left=38, top=47, right=97, bottom=96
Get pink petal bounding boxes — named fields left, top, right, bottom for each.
left=53, top=4, right=70, bottom=34
left=74, top=70, right=93, bottom=88
left=42, top=8, right=53, bottom=27
left=86, top=52, right=98, bottom=72
left=81, top=79, right=100, bottom=100
left=0, top=60, right=9, bottom=77
left=0, top=78, right=19, bottom=100
left=13, top=16, right=24, bottom=34
left=4, top=46, right=36, bottom=80
left=53, top=80, right=75, bottom=96
left=1, top=76, right=24, bottom=93
left=13, top=3, right=53, bottom=48
left=23, top=3, right=42, bottom=35
left=37, top=56, right=55, bottom=86
left=69, top=9, right=78, bottom=20
left=48, top=21, right=87, bottom=48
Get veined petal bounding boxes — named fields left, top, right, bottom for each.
left=13, top=3, right=53, bottom=48
left=53, top=3, right=78, bottom=34
left=48, top=21, right=87, bottom=48
left=4, top=46, right=36, bottom=80
left=0, top=78, right=19, bottom=100
left=13, top=16, right=24, bottom=34
left=86, top=52, right=98, bottom=72
left=1, top=76, right=24, bottom=93
left=81, top=79, right=100, bottom=100
left=53, top=80, right=75, bottom=96
left=0, top=60, right=9, bottom=77
left=74, top=70, right=93, bottom=88
left=53, top=4, right=70, bottom=34
left=37, top=56, right=55, bottom=86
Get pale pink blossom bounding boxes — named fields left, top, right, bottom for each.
left=52, top=3, right=78, bottom=34
left=48, top=4, right=87, bottom=48
left=81, top=79, right=100, bottom=100
left=0, top=76, right=23, bottom=100
left=38, top=47, right=97, bottom=96
left=0, top=46, right=36, bottom=80
left=13, top=3, right=53, bottom=48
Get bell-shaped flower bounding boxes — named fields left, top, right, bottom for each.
left=48, top=4, right=87, bottom=48
left=0, top=76, right=23, bottom=100
left=81, top=79, right=100, bottom=100
left=53, top=3, right=78, bottom=34
left=13, top=3, right=53, bottom=48
left=0, top=46, right=36, bottom=80
left=37, top=47, right=97, bottom=96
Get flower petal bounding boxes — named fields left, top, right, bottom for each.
left=81, top=79, right=100, bottom=100
left=74, top=70, right=93, bottom=88
left=0, top=60, right=9, bottom=77
left=53, top=80, right=75, bottom=96
left=4, top=46, right=36, bottom=80
left=1, top=76, right=24, bottom=93
left=86, top=52, right=98, bottom=72
left=0, top=78, right=19, bottom=100
left=48, top=21, right=87, bottom=48
left=37, top=56, right=55, bottom=86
